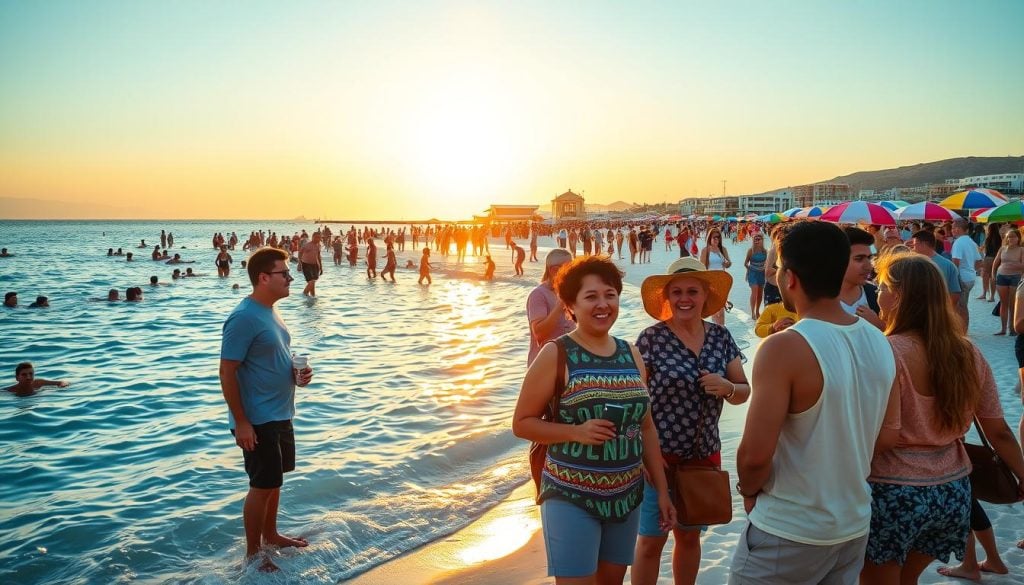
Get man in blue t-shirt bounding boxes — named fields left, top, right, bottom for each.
left=219, top=247, right=314, bottom=572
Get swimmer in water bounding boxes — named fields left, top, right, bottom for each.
left=418, top=248, right=432, bottom=285
left=5, top=362, right=69, bottom=397
left=216, top=246, right=233, bottom=277
left=381, top=244, right=397, bottom=282
left=484, top=255, right=495, bottom=280
left=28, top=296, right=49, bottom=308
left=4, top=292, right=16, bottom=308
left=0, top=248, right=13, bottom=257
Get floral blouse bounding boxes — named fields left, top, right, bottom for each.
left=636, top=321, right=743, bottom=460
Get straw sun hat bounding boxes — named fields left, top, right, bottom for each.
left=640, top=257, right=733, bottom=320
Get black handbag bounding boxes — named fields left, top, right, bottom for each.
left=964, top=417, right=1021, bottom=504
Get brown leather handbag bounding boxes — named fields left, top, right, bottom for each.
left=964, top=417, right=1021, bottom=504
left=529, top=338, right=566, bottom=501
left=671, top=395, right=733, bottom=525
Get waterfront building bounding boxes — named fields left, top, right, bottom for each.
left=551, top=190, right=586, bottom=220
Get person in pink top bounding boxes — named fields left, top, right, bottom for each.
left=862, top=252, right=1024, bottom=584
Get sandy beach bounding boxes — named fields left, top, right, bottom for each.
left=347, top=234, right=1024, bottom=585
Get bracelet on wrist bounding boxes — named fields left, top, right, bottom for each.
left=725, top=383, right=736, bottom=400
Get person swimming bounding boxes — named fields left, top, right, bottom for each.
left=28, top=296, right=49, bottom=308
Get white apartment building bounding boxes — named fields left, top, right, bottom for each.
left=738, top=190, right=794, bottom=215
left=958, top=173, right=1024, bottom=194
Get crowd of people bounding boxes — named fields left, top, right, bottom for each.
left=8, top=215, right=1024, bottom=583
left=515, top=218, right=1024, bottom=585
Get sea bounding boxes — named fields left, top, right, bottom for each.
left=0, top=220, right=655, bottom=584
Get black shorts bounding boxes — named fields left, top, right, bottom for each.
left=763, top=282, right=782, bottom=305
left=232, top=420, right=295, bottom=489
left=301, top=261, right=319, bottom=282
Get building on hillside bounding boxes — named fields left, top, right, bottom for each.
left=928, top=183, right=960, bottom=200
left=792, top=183, right=852, bottom=207
left=958, top=173, right=1024, bottom=195
left=738, top=190, right=793, bottom=215
left=679, top=197, right=710, bottom=215
left=704, top=196, right=740, bottom=216
left=551, top=190, right=586, bottom=220
left=475, top=205, right=541, bottom=223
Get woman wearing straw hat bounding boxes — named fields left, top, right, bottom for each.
left=513, top=255, right=675, bottom=584
left=631, top=257, right=749, bottom=585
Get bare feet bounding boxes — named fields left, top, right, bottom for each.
left=246, top=553, right=280, bottom=573
left=995, top=331, right=1006, bottom=335
left=977, top=295, right=987, bottom=300
left=264, top=533, right=309, bottom=548
left=937, top=564, right=981, bottom=581
left=979, top=559, right=1009, bottom=574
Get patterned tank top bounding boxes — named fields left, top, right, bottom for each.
left=538, top=336, right=650, bottom=522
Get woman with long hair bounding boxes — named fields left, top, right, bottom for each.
left=990, top=228, right=1024, bottom=335
left=513, top=256, right=675, bottom=585
left=744, top=232, right=767, bottom=319
left=861, top=253, right=1024, bottom=585
left=700, top=228, right=732, bottom=326
left=979, top=223, right=1002, bottom=301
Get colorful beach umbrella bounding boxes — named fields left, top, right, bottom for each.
left=793, top=205, right=830, bottom=219
left=759, top=213, right=787, bottom=224
left=879, top=200, right=911, bottom=211
left=893, top=201, right=961, bottom=222
left=971, top=208, right=994, bottom=222
left=978, top=200, right=1024, bottom=223
left=781, top=207, right=802, bottom=218
left=939, top=188, right=1008, bottom=210
left=820, top=201, right=896, bottom=225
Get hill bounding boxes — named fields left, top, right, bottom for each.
left=821, top=156, right=1024, bottom=192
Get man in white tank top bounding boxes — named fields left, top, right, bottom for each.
left=730, top=222, right=897, bottom=584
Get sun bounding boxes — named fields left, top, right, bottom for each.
left=401, top=80, right=526, bottom=214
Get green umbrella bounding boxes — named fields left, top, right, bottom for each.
left=981, top=199, right=1024, bottom=223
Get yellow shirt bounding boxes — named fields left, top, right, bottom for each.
left=754, top=302, right=799, bottom=338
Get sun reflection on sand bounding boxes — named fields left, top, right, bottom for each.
left=456, top=499, right=541, bottom=565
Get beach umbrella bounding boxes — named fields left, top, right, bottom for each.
left=711, top=215, right=723, bottom=221
left=978, top=199, right=1024, bottom=223
left=760, top=213, right=787, bottom=224
left=893, top=201, right=961, bottom=222
left=939, top=188, right=1008, bottom=210
left=820, top=201, right=896, bottom=225
left=793, top=205, right=830, bottom=219
left=781, top=207, right=802, bottom=218
left=879, top=200, right=911, bottom=211
left=726, top=216, right=738, bottom=222
left=666, top=214, right=683, bottom=222
left=971, top=208, right=994, bottom=222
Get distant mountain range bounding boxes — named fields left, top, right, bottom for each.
left=585, top=200, right=633, bottom=212
left=820, top=156, right=1024, bottom=192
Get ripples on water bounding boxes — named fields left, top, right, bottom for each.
left=0, top=221, right=653, bottom=584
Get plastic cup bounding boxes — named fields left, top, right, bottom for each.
left=292, top=355, right=309, bottom=383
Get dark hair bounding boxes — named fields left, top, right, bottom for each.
left=126, top=287, right=138, bottom=301
left=843, top=226, right=874, bottom=248
left=985, top=223, right=1003, bottom=256
left=150, top=276, right=158, bottom=284
left=4, top=291, right=15, bottom=302
left=35, top=296, right=47, bottom=304
left=911, top=230, right=937, bottom=251
left=777, top=222, right=850, bottom=301
left=15, top=362, right=32, bottom=376
left=247, top=247, right=290, bottom=286
left=554, top=255, right=624, bottom=307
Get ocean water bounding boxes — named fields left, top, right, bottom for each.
left=0, top=220, right=655, bottom=584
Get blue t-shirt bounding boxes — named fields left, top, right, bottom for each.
left=220, top=297, right=295, bottom=428
left=930, top=253, right=963, bottom=294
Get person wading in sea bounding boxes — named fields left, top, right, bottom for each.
left=219, top=247, right=314, bottom=572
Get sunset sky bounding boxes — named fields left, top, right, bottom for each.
left=1, top=1, right=1022, bottom=220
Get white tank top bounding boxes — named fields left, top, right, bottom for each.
left=706, top=249, right=725, bottom=270
left=748, top=317, right=895, bottom=545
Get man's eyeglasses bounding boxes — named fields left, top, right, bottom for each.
left=265, top=270, right=293, bottom=279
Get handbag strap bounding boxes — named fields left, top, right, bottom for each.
left=545, top=338, right=567, bottom=421
left=971, top=416, right=993, bottom=450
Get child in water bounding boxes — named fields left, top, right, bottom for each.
left=483, top=255, right=495, bottom=280
left=418, top=248, right=432, bottom=285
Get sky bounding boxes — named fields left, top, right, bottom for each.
left=1, top=0, right=1022, bottom=220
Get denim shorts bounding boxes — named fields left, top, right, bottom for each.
left=996, top=273, right=1021, bottom=287
left=638, top=480, right=707, bottom=536
left=540, top=498, right=640, bottom=577
left=866, top=477, right=970, bottom=565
